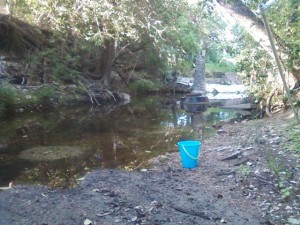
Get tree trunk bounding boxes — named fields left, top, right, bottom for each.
left=95, top=39, right=116, bottom=86
left=193, top=50, right=206, bottom=94
left=215, top=0, right=299, bottom=85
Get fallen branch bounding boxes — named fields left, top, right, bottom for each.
left=232, top=157, right=249, bottom=166
left=251, top=174, right=274, bottom=185
left=170, top=205, right=212, bottom=220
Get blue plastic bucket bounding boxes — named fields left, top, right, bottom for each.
left=177, top=140, right=201, bottom=168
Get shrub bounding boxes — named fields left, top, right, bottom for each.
left=0, top=85, right=17, bottom=116
left=128, top=79, right=162, bottom=93
left=35, top=86, right=60, bottom=108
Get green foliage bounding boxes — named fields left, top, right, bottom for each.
left=16, top=0, right=202, bottom=74
left=128, top=79, right=162, bottom=93
left=0, top=85, right=17, bottom=116
left=267, top=0, right=300, bottom=77
left=206, top=62, right=236, bottom=73
left=35, top=86, right=59, bottom=107
left=275, top=172, right=293, bottom=200
left=285, top=126, right=300, bottom=154
left=13, top=0, right=232, bottom=82
left=266, top=149, right=286, bottom=176
left=29, top=49, right=81, bottom=84
left=235, top=0, right=300, bottom=99
left=237, top=165, right=251, bottom=177
left=235, top=31, right=277, bottom=101
left=278, top=181, right=293, bottom=200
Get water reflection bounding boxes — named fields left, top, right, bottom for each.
left=0, top=96, right=239, bottom=187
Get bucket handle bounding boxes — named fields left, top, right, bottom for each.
left=179, top=144, right=200, bottom=160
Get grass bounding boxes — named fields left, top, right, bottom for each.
left=284, top=123, right=300, bottom=155
left=206, top=62, right=236, bottom=74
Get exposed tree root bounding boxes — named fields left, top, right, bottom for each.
left=266, top=89, right=276, bottom=117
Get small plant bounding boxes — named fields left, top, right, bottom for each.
left=266, top=149, right=285, bottom=176
left=276, top=173, right=293, bottom=200
left=279, top=184, right=292, bottom=200
left=237, top=165, right=251, bottom=177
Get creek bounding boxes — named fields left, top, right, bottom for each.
left=0, top=95, right=244, bottom=188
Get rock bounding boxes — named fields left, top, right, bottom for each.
left=16, top=125, right=29, bottom=135
left=16, top=108, right=24, bottom=113
left=221, top=151, right=242, bottom=161
left=216, top=169, right=236, bottom=176
left=212, top=121, right=225, bottom=129
left=217, top=129, right=227, bottom=134
left=118, top=93, right=130, bottom=103
left=115, top=218, right=122, bottom=223
left=288, top=218, right=300, bottom=225
left=232, top=157, right=249, bottom=166
left=131, top=216, right=137, bottom=222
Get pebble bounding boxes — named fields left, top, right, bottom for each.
left=131, top=216, right=137, bottom=222
left=217, top=129, right=227, bottom=134
left=115, top=218, right=122, bottom=223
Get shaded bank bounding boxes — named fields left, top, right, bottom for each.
left=0, top=110, right=299, bottom=225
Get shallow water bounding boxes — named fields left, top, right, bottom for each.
left=0, top=95, right=239, bottom=187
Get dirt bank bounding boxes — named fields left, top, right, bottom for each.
left=0, top=110, right=299, bottom=225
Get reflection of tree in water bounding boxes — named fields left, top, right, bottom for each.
left=191, top=112, right=205, bottom=139
left=164, top=98, right=207, bottom=141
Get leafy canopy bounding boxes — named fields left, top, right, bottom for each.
left=14, top=0, right=205, bottom=72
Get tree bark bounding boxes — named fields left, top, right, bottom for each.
left=94, top=39, right=116, bottom=86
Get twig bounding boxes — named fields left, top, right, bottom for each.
left=170, top=205, right=212, bottom=220
left=252, top=174, right=274, bottom=185
left=96, top=212, right=113, bottom=217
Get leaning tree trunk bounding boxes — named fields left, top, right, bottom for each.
left=193, top=50, right=206, bottom=94
left=94, top=39, right=116, bottom=86
left=215, top=0, right=299, bottom=85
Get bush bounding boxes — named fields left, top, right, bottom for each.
left=128, top=79, right=162, bottom=93
left=29, top=49, right=81, bottom=84
left=36, top=86, right=60, bottom=108
left=0, top=85, right=17, bottom=116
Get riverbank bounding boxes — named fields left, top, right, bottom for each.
left=0, top=110, right=299, bottom=225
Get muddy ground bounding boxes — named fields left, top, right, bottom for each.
left=0, top=110, right=299, bottom=225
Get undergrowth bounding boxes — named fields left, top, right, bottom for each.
left=0, top=85, right=17, bottom=116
